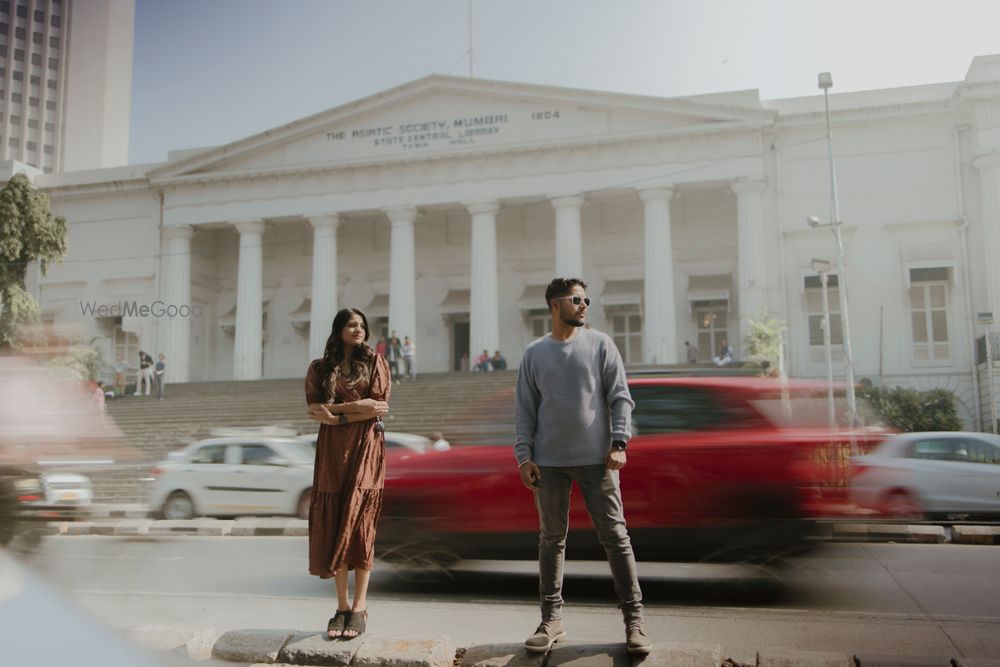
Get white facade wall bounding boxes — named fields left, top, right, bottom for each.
left=27, top=57, right=1000, bottom=428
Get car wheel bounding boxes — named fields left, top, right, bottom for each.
left=297, top=488, right=312, bottom=520
left=163, top=491, right=195, bottom=520
left=883, top=490, right=924, bottom=521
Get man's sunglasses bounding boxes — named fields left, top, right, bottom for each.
left=553, top=295, right=591, bottom=307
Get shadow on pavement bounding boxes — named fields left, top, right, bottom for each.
left=368, top=565, right=793, bottom=607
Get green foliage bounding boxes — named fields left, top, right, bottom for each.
left=743, top=310, right=786, bottom=374
left=46, top=340, right=104, bottom=382
left=858, top=384, right=963, bottom=432
left=0, top=173, right=68, bottom=350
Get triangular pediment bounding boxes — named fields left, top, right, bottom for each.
left=149, top=75, right=773, bottom=181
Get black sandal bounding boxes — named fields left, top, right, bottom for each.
left=327, top=610, right=351, bottom=639
left=342, top=609, right=367, bottom=639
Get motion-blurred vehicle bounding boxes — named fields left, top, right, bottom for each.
left=849, top=431, right=1000, bottom=519
left=40, top=472, right=93, bottom=510
left=299, top=430, right=438, bottom=456
left=0, top=357, right=135, bottom=549
left=0, top=466, right=45, bottom=547
left=147, top=436, right=315, bottom=520
left=1, top=469, right=91, bottom=550
left=378, top=376, right=881, bottom=567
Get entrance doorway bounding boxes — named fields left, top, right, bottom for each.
left=693, top=300, right=729, bottom=360
left=452, top=321, right=470, bottom=371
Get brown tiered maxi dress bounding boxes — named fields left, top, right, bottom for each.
left=304, top=354, right=390, bottom=577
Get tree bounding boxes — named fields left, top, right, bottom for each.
left=47, top=340, right=103, bottom=382
left=743, top=310, right=786, bottom=375
left=0, top=173, right=67, bottom=351
left=858, top=385, right=963, bottom=432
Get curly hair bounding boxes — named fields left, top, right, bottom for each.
left=319, top=308, right=374, bottom=399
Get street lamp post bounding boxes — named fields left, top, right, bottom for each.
left=812, top=258, right=836, bottom=431
left=979, top=311, right=998, bottom=434
left=814, top=71, right=858, bottom=423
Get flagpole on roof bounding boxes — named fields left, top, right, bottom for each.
left=468, top=0, right=475, bottom=78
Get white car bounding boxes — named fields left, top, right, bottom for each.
left=849, top=431, right=1000, bottom=518
left=40, top=472, right=93, bottom=508
left=147, top=437, right=315, bottom=520
left=298, top=431, right=447, bottom=456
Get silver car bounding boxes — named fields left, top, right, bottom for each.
left=147, top=437, right=315, bottom=520
left=40, top=472, right=93, bottom=509
left=298, top=431, right=443, bottom=457
left=850, top=432, right=1000, bottom=518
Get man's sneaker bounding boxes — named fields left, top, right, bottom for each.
left=524, top=620, right=566, bottom=653
left=626, top=624, right=652, bottom=655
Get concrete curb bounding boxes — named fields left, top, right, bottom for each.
left=951, top=525, right=1000, bottom=545
left=51, top=518, right=1000, bottom=544
left=51, top=517, right=310, bottom=537
left=124, top=628, right=988, bottom=667
left=89, top=504, right=151, bottom=519
left=829, top=524, right=948, bottom=544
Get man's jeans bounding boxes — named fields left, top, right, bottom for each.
left=534, top=464, right=643, bottom=625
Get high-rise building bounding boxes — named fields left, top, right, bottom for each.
left=0, top=0, right=133, bottom=173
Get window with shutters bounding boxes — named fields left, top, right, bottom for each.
left=909, top=267, right=951, bottom=364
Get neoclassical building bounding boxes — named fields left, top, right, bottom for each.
left=19, top=54, right=1000, bottom=429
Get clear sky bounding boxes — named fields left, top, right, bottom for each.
left=128, top=0, right=1000, bottom=165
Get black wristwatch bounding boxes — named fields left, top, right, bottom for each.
left=611, top=440, right=627, bottom=452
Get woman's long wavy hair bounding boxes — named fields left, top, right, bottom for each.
left=319, top=308, right=374, bottom=398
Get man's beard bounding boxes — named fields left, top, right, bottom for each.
left=561, top=314, right=585, bottom=328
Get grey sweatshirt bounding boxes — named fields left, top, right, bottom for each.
left=514, top=328, right=634, bottom=467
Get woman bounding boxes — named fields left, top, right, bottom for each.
left=304, top=308, right=390, bottom=640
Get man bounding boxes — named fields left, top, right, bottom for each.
left=387, top=331, right=402, bottom=380
left=490, top=350, right=507, bottom=371
left=514, top=277, right=650, bottom=655
left=402, top=336, right=416, bottom=381
left=138, top=350, right=154, bottom=396
left=712, top=339, right=733, bottom=367
left=154, top=353, right=166, bottom=400
left=684, top=340, right=700, bottom=364
left=475, top=349, right=491, bottom=372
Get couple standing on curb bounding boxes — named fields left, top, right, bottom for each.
left=304, top=277, right=650, bottom=655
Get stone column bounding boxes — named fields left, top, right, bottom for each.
left=732, top=177, right=768, bottom=349
left=159, top=225, right=193, bottom=383
left=639, top=187, right=677, bottom=364
left=233, top=219, right=266, bottom=381
left=466, top=201, right=500, bottom=359
left=551, top=195, right=584, bottom=277
left=385, top=206, right=418, bottom=344
left=307, top=214, right=340, bottom=361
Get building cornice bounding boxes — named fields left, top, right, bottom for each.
left=773, top=99, right=952, bottom=130
left=952, top=81, right=1000, bottom=104
left=43, top=178, right=153, bottom=199
left=148, top=119, right=773, bottom=188
left=148, top=75, right=775, bottom=180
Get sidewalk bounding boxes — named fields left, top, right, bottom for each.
left=126, top=627, right=993, bottom=666
left=45, top=506, right=1000, bottom=545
